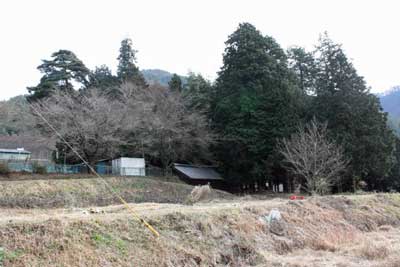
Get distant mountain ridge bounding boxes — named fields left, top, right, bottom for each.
left=379, top=86, right=400, bottom=135
left=141, top=69, right=187, bottom=86
left=379, top=86, right=400, bottom=117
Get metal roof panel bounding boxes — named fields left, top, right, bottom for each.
left=0, top=148, right=31, bottom=154
left=173, top=164, right=223, bottom=180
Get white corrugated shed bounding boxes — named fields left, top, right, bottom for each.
left=112, top=157, right=145, bottom=176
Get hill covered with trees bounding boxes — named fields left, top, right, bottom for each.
left=379, top=86, right=400, bottom=135
left=379, top=86, right=400, bottom=117
left=141, top=69, right=187, bottom=86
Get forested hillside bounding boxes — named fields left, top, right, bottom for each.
left=380, top=86, right=400, bottom=116
left=379, top=86, right=400, bottom=135
left=1, top=23, right=399, bottom=194
left=141, top=69, right=186, bottom=86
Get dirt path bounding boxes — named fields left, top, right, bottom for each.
left=0, top=198, right=287, bottom=225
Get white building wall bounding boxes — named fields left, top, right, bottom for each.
left=112, top=157, right=145, bottom=176
left=0, top=153, right=30, bottom=161
left=112, top=158, right=123, bottom=175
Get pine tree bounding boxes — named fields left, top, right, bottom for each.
left=313, top=33, right=396, bottom=191
left=213, top=23, right=302, bottom=186
left=28, top=50, right=90, bottom=100
left=117, top=38, right=147, bottom=87
left=168, top=74, right=183, bottom=92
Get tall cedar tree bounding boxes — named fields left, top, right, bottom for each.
left=168, top=74, right=183, bottom=92
left=183, top=72, right=215, bottom=115
left=117, top=38, right=147, bottom=87
left=287, top=46, right=317, bottom=95
left=313, top=33, right=396, bottom=191
left=28, top=50, right=91, bottom=100
left=213, top=23, right=302, bottom=187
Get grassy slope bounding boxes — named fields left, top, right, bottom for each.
left=0, top=175, right=231, bottom=208
left=1, top=194, right=400, bottom=266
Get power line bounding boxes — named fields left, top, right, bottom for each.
left=29, top=101, right=160, bottom=237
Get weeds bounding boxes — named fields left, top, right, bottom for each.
left=115, top=239, right=127, bottom=255
left=4, top=249, right=23, bottom=262
left=91, top=233, right=113, bottom=246
left=91, top=232, right=128, bottom=255
left=0, top=247, right=24, bottom=266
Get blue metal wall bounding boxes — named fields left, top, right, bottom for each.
left=2, top=161, right=87, bottom=174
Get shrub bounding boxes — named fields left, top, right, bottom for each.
left=0, top=163, right=10, bottom=176
left=32, top=162, right=47, bottom=174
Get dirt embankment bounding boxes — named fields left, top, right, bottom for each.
left=1, top=194, right=400, bottom=266
left=0, top=176, right=232, bottom=208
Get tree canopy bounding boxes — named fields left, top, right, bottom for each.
left=212, top=23, right=302, bottom=186
left=28, top=50, right=91, bottom=100
left=312, top=33, right=396, bottom=191
left=168, top=74, right=183, bottom=92
left=117, top=38, right=147, bottom=87
left=183, top=72, right=214, bottom=114
left=89, top=65, right=120, bottom=91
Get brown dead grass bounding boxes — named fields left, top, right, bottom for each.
left=0, top=193, right=400, bottom=266
left=310, top=226, right=359, bottom=252
left=0, top=176, right=232, bottom=208
left=357, top=241, right=390, bottom=260
left=372, top=256, right=400, bottom=267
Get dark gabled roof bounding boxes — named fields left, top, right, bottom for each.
left=95, top=158, right=112, bottom=163
left=173, top=163, right=223, bottom=180
left=0, top=148, right=31, bottom=154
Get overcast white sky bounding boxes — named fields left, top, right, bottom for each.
left=0, top=0, right=399, bottom=100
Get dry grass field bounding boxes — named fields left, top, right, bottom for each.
left=0, top=175, right=231, bottom=208
left=0, top=176, right=399, bottom=266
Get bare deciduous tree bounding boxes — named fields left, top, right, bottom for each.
left=33, top=82, right=214, bottom=172
left=33, top=89, right=132, bottom=167
left=0, top=96, right=38, bottom=135
left=278, top=118, right=348, bottom=195
left=119, top=83, right=214, bottom=171
left=0, top=134, right=54, bottom=160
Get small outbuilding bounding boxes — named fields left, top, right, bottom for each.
left=0, top=148, right=31, bottom=161
left=112, top=157, right=145, bottom=176
left=173, top=163, right=224, bottom=187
